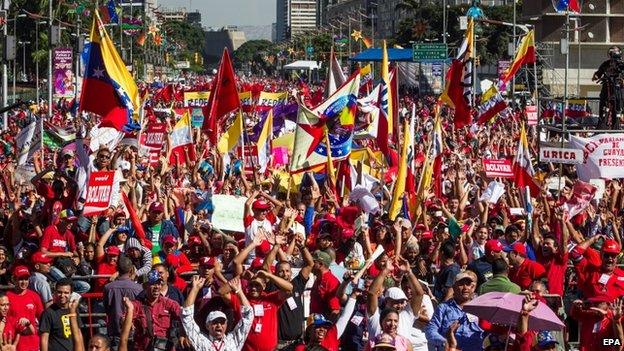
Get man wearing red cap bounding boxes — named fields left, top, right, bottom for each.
left=571, top=235, right=624, bottom=299
left=40, top=209, right=78, bottom=259
left=29, top=252, right=54, bottom=307
left=142, top=201, right=179, bottom=254
left=508, top=242, right=546, bottom=290
left=243, top=192, right=278, bottom=264
left=7, top=265, right=44, bottom=351
left=466, top=239, right=504, bottom=288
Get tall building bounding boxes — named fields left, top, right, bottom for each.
left=290, top=0, right=319, bottom=35
left=524, top=0, right=620, bottom=96
left=187, top=10, right=202, bottom=26
left=160, top=7, right=187, bottom=21
left=275, top=0, right=319, bottom=42
left=276, top=0, right=289, bottom=42
left=204, top=27, right=247, bottom=64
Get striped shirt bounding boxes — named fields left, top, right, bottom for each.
left=182, top=304, right=253, bottom=351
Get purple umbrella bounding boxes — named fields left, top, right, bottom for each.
left=463, top=292, right=564, bottom=331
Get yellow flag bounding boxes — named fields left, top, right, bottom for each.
left=388, top=119, right=410, bottom=220
left=325, top=126, right=337, bottom=188
left=217, top=111, right=243, bottom=154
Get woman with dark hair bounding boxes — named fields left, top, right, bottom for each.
left=365, top=308, right=413, bottom=351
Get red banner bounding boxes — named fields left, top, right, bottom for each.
left=83, top=171, right=116, bottom=216
left=483, top=159, right=514, bottom=178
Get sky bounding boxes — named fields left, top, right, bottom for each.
left=160, top=0, right=277, bottom=27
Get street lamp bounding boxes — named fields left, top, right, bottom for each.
left=36, top=20, right=47, bottom=103
left=18, top=41, right=30, bottom=81
left=12, top=12, right=27, bottom=103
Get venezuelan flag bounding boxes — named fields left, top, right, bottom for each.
left=79, top=10, right=140, bottom=132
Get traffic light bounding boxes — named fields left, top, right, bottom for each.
left=475, top=56, right=481, bottom=66
left=165, top=52, right=171, bottom=64
left=194, top=52, right=199, bottom=64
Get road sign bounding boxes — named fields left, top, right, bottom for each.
left=306, top=46, right=314, bottom=55
left=413, top=43, right=448, bottom=62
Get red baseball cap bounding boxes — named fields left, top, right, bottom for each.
left=485, top=240, right=503, bottom=255
left=105, top=246, right=121, bottom=256
left=250, top=258, right=264, bottom=270
left=12, top=265, right=30, bottom=279
left=603, top=239, right=621, bottom=255
left=511, top=242, right=527, bottom=258
left=31, top=251, right=53, bottom=264
left=421, top=231, right=433, bottom=240
left=188, top=236, right=202, bottom=246
left=255, top=240, right=271, bottom=257
left=199, top=257, right=216, bottom=268
left=163, top=235, right=177, bottom=247
left=149, top=202, right=164, bottom=213
left=252, top=199, right=270, bottom=210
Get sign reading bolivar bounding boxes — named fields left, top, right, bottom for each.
left=569, top=134, right=624, bottom=180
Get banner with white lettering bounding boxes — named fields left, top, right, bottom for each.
left=482, top=158, right=514, bottom=178
left=83, top=171, right=116, bottom=216
left=569, top=134, right=624, bottom=181
left=239, top=91, right=254, bottom=113
left=142, top=123, right=166, bottom=166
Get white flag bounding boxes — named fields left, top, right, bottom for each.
left=16, top=118, right=42, bottom=165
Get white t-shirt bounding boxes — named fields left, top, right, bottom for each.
left=368, top=295, right=434, bottom=351
left=244, top=217, right=273, bottom=263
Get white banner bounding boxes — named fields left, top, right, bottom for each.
left=569, top=134, right=624, bottom=181
left=211, top=194, right=247, bottom=233
left=539, top=147, right=583, bottom=164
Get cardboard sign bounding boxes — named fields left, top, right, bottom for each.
left=482, top=159, right=514, bottom=178
left=83, top=171, right=116, bottom=216
left=539, top=147, right=583, bottom=164
left=211, top=194, right=247, bottom=233
left=184, top=91, right=211, bottom=107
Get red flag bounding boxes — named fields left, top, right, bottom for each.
left=201, top=48, right=240, bottom=144
left=440, top=59, right=471, bottom=128
left=154, top=84, right=174, bottom=103
left=121, top=191, right=152, bottom=249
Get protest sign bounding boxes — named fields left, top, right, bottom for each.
left=53, top=48, right=75, bottom=98
left=257, top=91, right=287, bottom=112
left=482, top=158, right=514, bottom=178
left=191, top=108, right=204, bottom=127
left=539, top=147, right=583, bottom=164
left=184, top=91, right=211, bottom=107
left=83, top=171, right=116, bottom=216
left=237, top=145, right=258, bottom=173
left=143, top=123, right=166, bottom=166
left=569, top=134, right=624, bottom=181
left=211, top=194, right=247, bottom=232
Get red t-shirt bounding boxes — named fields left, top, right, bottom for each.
left=574, top=248, right=624, bottom=299
left=536, top=248, right=568, bottom=296
left=231, top=291, right=284, bottom=351
left=509, top=258, right=546, bottom=290
left=310, top=270, right=340, bottom=315
left=95, top=256, right=117, bottom=292
left=6, top=290, right=44, bottom=351
left=40, top=225, right=76, bottom=253
left=571, top=304, right=621, bottom=351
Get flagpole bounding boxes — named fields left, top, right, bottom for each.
left=471, top=18, right=477, bottom=109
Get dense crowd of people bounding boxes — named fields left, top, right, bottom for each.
left=0, top=68, right=621, bottom=351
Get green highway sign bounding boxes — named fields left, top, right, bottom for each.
left=412, top=43, right=448, bottom=61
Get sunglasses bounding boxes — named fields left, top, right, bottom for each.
left=98, top=153, right=111, bottom=159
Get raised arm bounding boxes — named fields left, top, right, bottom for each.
left=367, top=260, right=391, bottom=316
